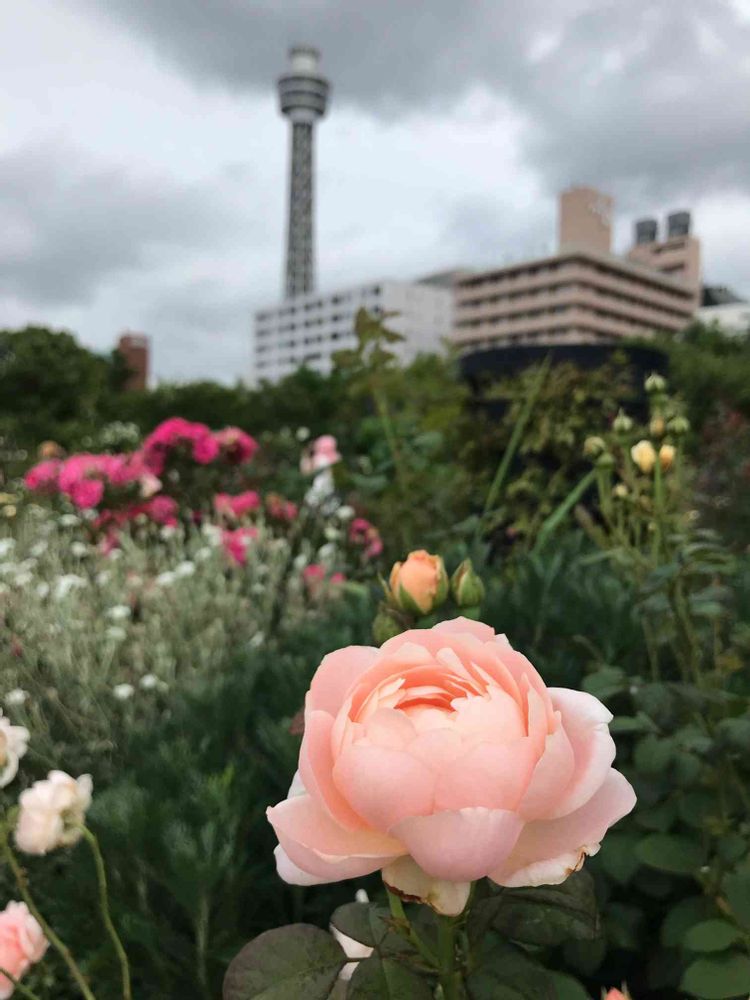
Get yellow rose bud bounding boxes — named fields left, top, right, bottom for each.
left=630, top=440, right=657, bottom=474
left=659, top=444, right=676, bottom=471
left=389, top=550, right=448, bottom=616
left=649, top=416, right=666, bottom=437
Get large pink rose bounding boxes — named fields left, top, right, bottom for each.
left=0, top=901, right=48, bottom=999
left=267, top=619, right=635, bottom=915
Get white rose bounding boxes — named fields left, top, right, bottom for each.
left=113, top=683, right=134, bottom=700
left=0, top=712, right=29, bottom=787
left=15, top=771, right=93, bottom=854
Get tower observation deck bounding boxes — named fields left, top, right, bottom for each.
left=277, top=46, right=330, bottom=298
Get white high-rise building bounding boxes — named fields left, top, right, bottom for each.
left=252, top=278, right=453, bottom=384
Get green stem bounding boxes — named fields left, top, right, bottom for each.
left=373, top=388, right=412, bottom=549
left=1, top=834, right=97, bottom=1000
left=437, top=916, right=461, bottom=1000
left=0, top=967, right=43, bottom=1000
left=386, top=891, right=439, bottom=968
left=479, top=355, right=551, bottom=537
left=80, top=828, right=132, bottom=1000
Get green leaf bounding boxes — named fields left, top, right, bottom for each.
left=609, top=713, right=658, bottom=735
left=469, top=872, right=599, bottom=947
left=684, top=919, right=742, bottom=953
left=223, top=924, right=346, bottom=1000
left=723, top=872, right=750, bottom=929
left=633, top=735, right=674, bottom=775
left=661, top=897, right=715, bottom=948
left=636, top=833, right=704, bottom=875
left=545, top=972, right=590, bottom=1000
left=330, top=903, right=409, bottom=957
left=466, top=943, right=555, bottom=999
left=581, top=666, right=627, bottom=701
left=682, top=952, right=750, bottom=999
left=598, top=833, right=642, bottom=885
left=346, top=955, right=432, bottom=999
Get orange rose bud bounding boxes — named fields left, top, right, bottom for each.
left=389, top=550, right=448, bottom=616
left=659, top=443, right=676, bottom=471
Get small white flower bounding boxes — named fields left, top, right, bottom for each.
left=5, top=689, right=29, bottom=707
left=112, top=683, right=134, bottom=701
left=292, top=553, right=308, bottom=571
left=108, top=549, right=123, bottom=561
left=95, top=571, right=111, bottom=586
left=15, top=771, right=92, bottom=854
left=82, top=509, right=97, bottom=522
left=0, top=711, right=29, bottom=787
left=336, top=505, right=355, bottom=522
left=159, top=525, right=177, bottom=540
left=250, top=632, right=265, bottom=648
left=0, top=539, right=15, bottom=559
left=296, top=426, right=310, bottom=441
left=70, top=542, right=88, bottom=557
left=30, top=541, right=48, bottom=558
left=59, top=514, right=80, bottom=528
left=201, top=523, right=222, bottom=545
left=13, top=572, right=33, bottom=588
left=324, top=526, right=341, bottom=542
left=35, top=583, right=50, bottom=599
left=106, top=605, right=131, bottom=622
left=139, top=674, right=167, bottom=692
left=174, top=560, right=195, bottom=578
left=155, top=571, right=176, bottom=587
left=105, top=626, right=127, bottom=642
left=354, top=890, right=369, bottom=904
left=194, top=546, right=212, bottom=562
left=318, top=543, right=337, bottom=561
left=54, top=575, right=87, bottom=600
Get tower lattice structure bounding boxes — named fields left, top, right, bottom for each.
left=277, top=46, right=330, bottom=299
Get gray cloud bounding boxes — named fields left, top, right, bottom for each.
left=0, top=143, right=247, bottom=306
left=70, top=0, right=750, bottom=202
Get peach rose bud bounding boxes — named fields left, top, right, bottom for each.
left=389, top=550, right=448, bottom=615
left=602, top=988, right=631, bottom=1000
left=630, top=440, right=657, bottom=474
left=0, top=901, right=48, bottom=999
left=659, top=444, right=675, bottom=471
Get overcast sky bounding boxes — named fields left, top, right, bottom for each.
left=1, top=0, right=749, bottom=382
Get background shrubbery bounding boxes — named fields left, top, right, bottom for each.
left=0, top=316, right=749, bottom=998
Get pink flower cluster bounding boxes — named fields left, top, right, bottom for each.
left=349, top=517, right=383, bottom=559
left=25, top=452, right=151, bottom=511
left=265, top=493, right=299, bottom=523
left=222, top=527, right=259, bottom=566
left=141, top=418, right=257, bottom=475
left=214, top=490, right=261, bottom=519
left=302, top=563, right=346, bottom=598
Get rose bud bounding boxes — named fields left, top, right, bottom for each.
left=649, top=416, right=666, bottom=437
left=389, top=550, right=448, bottom=616
left=630, top=440, right=657, bottom=474
left=644, top=372, right=666, bottom=393
left=668, top=415, right=690, bottom=436
left=372, top=608, right=405, bottom=646
left=612, top=409, right=633, bottom=434
left=583, top=436, right=606, bottom=458
left=450, top=559, right=485, bottom=610
left=659, top=444, right=676, bottom=471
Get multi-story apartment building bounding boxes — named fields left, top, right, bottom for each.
left=452, top=187, right=700, bottom=352
left=252, top=279, right=453, bottom=383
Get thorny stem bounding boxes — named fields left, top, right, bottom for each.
left=386, top=890, right=439, bottom=968
left=79, top=827, right=132, bottom=1000
left=1, top=831, right=97, bottom=1000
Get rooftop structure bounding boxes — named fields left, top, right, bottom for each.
left=452, top=187, right=700, bottom=352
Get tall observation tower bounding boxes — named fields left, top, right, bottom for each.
left=278, top=46, right=330, bottom=299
